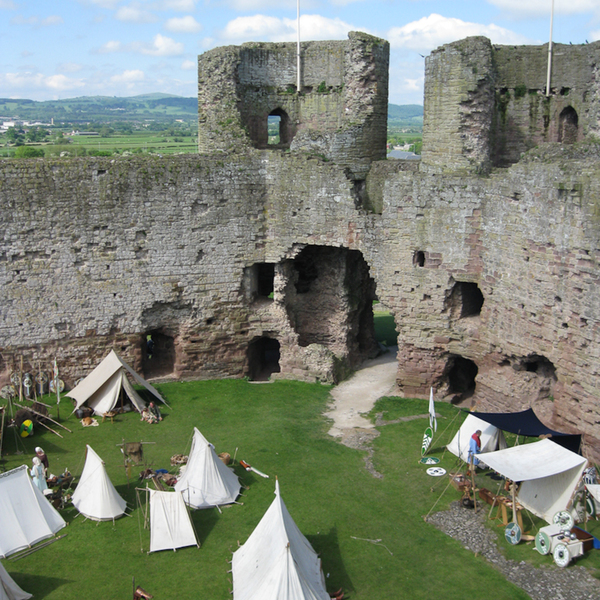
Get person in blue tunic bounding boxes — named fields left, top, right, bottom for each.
left=30, top=456, right=48, bottom=492
left=468, top=430, right=482, bottom=468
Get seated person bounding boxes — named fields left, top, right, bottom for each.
left=141, top=402, right=162, bottom=424
left=148, top=402, right=162, bottom=423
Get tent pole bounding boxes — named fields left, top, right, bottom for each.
left=469, top=455, right=477, bottom=511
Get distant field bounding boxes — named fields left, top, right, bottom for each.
left=0, top=132, right=198, bottom=158
left=68, top=132, right=197, bottom=155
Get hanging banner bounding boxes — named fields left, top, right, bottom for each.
left=421, top=426, right=433, bottom=456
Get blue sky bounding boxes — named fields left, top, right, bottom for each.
left=1, top=0, right=599, bottom=105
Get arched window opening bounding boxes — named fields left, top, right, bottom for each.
left=558, top=106, right=578, bottom=144
left=247, top=337, right=281, bottom=381
left=268, top=115, right=281, bottom=145
left=446, top=281, right=484, bottom=318
left=243, top=263, right=275, bottom=302
left=267, top=108, right=292, bottom=149
left=141, top=330, right=175, bottom=379
left=413, top=250, right=426, bottom=267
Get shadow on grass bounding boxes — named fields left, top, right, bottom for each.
left=189, top=506, right=220, bottom=546
left=307, top=526, right=354, bottom=595
left=13, top=574, right=73, bottom=599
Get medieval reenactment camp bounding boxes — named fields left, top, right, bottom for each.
left=1, top=1, right=600, bottom=599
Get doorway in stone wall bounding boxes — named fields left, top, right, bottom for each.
left=247, top=337, right=281, bottom=381
left=445, top=355, right=478, bottom=404
left=141, top=330, right=175, bottom=379
left=286, top=245, right=379, bottom=369
left=558, top=106, right=578, bottom=144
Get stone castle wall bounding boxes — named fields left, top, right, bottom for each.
left=1, top=35, right=600, bottom=461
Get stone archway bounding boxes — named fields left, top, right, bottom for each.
left=267, top=108, right=293, bottom=148
left=141, top=330, right=175, bottom=379
left=558, top=106, right=578, bottom=144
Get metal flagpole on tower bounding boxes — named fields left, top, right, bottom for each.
left=545, top=0, right=554, bottom=97
left=296, top=0, right=301, bottom=92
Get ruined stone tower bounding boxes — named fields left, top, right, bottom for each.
left=197, top=31, right=389, bottom=180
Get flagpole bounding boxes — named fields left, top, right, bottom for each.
left=545, top=0, right=554, bottom=97
left=296, top=0, right=301, bottom=92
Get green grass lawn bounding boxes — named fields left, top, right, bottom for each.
left=1, top=382, right=597, bottom=599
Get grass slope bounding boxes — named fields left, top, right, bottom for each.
left=0, top=379, right=548, bottom=600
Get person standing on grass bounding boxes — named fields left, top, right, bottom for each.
left=35, top=446, right=49, bottom=474
left=30, top=456, right=47, bottom=491
left=468, top=429, right=482, bottom=468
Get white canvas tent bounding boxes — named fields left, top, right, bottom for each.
left=149, top=490, right=198, bottom=553
left=447, top=413, right=507, bottom=462
left=66, top=350, right=168, bottom=416
left=0, top=465, right=66, bottom=558
left=174, top=428, right=240, bottom=509
left=72, top=445, right=127, bottom=521
left=0, top=562, right=31, bottom=600
left=232, top=480, right=329, bottom=600
left=481, top=439, right=588, bottom=523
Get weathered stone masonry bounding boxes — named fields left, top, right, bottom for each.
left=1, top=33, right=600, bottom=461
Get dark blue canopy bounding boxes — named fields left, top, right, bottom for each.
left=468, top=408, right=581, bottom=454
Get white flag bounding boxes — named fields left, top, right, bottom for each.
left=428, top=387, right=437, bottom=432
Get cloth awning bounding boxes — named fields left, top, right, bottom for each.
left=469, top=408, right=581, bottom=454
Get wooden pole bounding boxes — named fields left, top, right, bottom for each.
left=469, top=454, right=477, bottom=511
left=36, top=420, right=63, bottom=439
left=14, top=403, right=72, bottom=432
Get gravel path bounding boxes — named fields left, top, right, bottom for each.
left=428, top=502, right=600, bottom=600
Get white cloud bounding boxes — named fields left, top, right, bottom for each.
left=137, top=33, right=185, bottom=55
left=155, top=0, right=197, bottom=10
left=181, top=59, right=197, bottom=69
left=0, top=0, right=16, bottom=7
left=116, top=5, right=158, bottom=23
left=224, top=0, right=297, bottom=9
left=387, top=14, right=531, bottom=52
left=165, top=15, right=202, bottom=33
left=96, top=34, right=184, bottom=56
left=221, top=14, right=359, bottom=43
left=83, top=0, right=121, bottom=8
left=591, top=29, right=600, bottom=42
left=487, top=0, right=599, bottom=17
left=111, top=69, right=146, bottom=83
left=11, top=14, right=64, bottom=27
left=58, top=62, right=85, bottom=73
left=97, top=40, right=123, bottom=53
left=2, top=71, right=85, bottom=92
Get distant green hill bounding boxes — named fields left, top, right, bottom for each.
left=0, top=94, right=199, bottom=125
left=388, top=103, right=423, bottom=127
left=0, top=95, right=422, bottom=128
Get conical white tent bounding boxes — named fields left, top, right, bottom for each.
left=72, top=445, right=127, bottom=521
left=149, top=490, right=198, bottom=553
left=0, top=465, right=66, bottom=558
left=66, top=350, right=168, bottom=416
left=447, top=413, right=507, bottom=462
left=0, top=562, right=31, bottom=600
left=481, top=439, right=588, bottom=523
left=174, top=428, right=240, bottom=509
left=232, top=480, right=329, bottom=600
